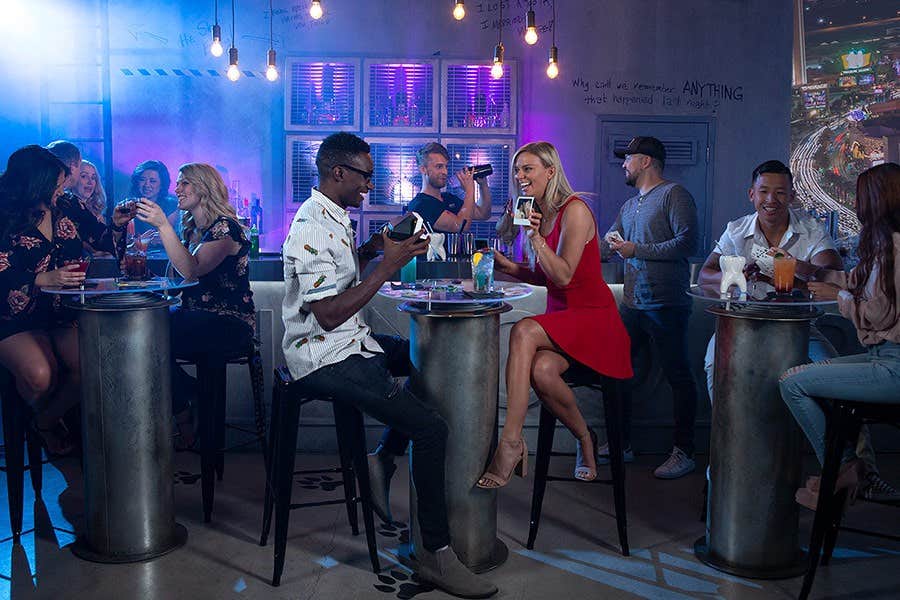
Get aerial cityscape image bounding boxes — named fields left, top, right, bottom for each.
left=792, top=0, right=900, bottom=262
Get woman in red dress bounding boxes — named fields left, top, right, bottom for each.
left=477, top=141, right=632, bottom=488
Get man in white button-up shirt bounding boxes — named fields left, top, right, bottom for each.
left=281, top=132, right=498, bottom=599
left=698, top=160, right=844, bottom=401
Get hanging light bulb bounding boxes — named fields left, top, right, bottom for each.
left=309, top=0, right=323, bottom=19
left=265, top=0, right=278, bottom=81
left=453, top=1, right=465, bottom=20
left=524, top=8, right=538, bottom=45
left=211, top=23, right=224, bottom=56
left=227, top=47, right=240, bottom=81
left=546, top=45, right=559, bottom=79
left=491, top=43, right=504, bottom=79
left=266, top=49, right=278, bottom=81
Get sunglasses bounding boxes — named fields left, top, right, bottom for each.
left=336, top=163, right=374, bottom=183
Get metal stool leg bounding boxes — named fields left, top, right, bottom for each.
left=25, top=428, right=43, bottom=494
left=333, top=403, right=360, bottom=536
left=198, top=357, right=226, bottom=523
left=259, top=371, right=284, bottom=547
left=602, top=377, right=629, bottom=556
left=526, top=406, right=557, bottom=549
left=249, top=349, right=269, bottom=473
left=1, top=387, right=26, bottom=544
left=799, top=401, right=849, bottom=600
left=335, top=401, right=380, bottom=574
left=272, top=389, right=302, bottom=587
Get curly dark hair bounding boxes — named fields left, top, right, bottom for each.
left=0, top=145, right=68, bottom=239
left=315, top=132, right=370, bottom=179
left=852, top=162, right=900, bottom=307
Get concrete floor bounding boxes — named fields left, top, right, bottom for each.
left=1, top=451, right=898, bottom=600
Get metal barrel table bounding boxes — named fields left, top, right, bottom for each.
left=44, top=278, right=195, bottom=563
left=377, top=281, right=532, bottom=573
left=688, top=284, right=833, bottom=579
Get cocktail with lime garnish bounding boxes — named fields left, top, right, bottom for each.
left=471, top=249, right=494, bottom=292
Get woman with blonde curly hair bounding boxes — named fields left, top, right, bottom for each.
left=136, top=162, right=255, bottom=448
left=73, top=160, right=107, bottom=222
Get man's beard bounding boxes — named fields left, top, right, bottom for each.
left=429, top=176, right=446, bottom=189
left=624, top=171, right=637, bottom=187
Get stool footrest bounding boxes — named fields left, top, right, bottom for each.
left=289, top=498, right=353, bottom=510
left=838, top=525, right=900, bottom=543
left=545, top=475, right=614, bottom=484
left=292, top=467, right=346, bottom=476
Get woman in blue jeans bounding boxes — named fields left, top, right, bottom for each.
left=135, top=163, right=255, bottom=448
left=779, top=162, right=900, bottom=508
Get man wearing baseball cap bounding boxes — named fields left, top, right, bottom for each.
left=602, top=136, right=700, bottom=479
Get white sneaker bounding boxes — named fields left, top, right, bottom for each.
left=653, top=447, right=696, bottom=479
left=596, top=442, right=634, bottom=465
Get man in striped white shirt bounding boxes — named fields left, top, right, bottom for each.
left=281, top=133, right=498, bottom=599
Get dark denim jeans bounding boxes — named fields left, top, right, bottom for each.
left=620, top=305, right=698, bottom=456
left=299, top=334, right=451, bottom=552
left=169, top=308, right=254, bottom=414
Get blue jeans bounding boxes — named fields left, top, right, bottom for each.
left=779, top=341, right=900, bottom=465
left=299, top=335, right=451, bottom=552
left=620, top=305, right=698, bottom=456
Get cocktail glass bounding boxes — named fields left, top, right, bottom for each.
left=471, top=250, right=494, bottom=292
left=773, top=255, right=797, bottom=295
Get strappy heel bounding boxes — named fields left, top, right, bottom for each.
left=574, top=429, right=598, bottom=482
left=796, top=458, right=862, bottom=511
left=477, top=437, right=527, bottom=489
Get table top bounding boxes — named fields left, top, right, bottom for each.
left=377, top=280, right=533, bottom=304
left=687, top=284, right=837, bottom=307
left=40, top=277, right=197, bottom=296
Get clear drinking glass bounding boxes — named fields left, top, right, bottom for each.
left=471, top=249, right=494, bottom=292
left=773, top=255, right=797, bottom=295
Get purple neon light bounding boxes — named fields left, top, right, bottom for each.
left=446, top=64, right=511, bottom=129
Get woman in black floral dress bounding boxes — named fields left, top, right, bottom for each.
left=0, top=145, right=129, bottom=454
left=136, top=162, right=255, bottom=447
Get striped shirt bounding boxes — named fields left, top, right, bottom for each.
left=282, top=188, right=382, bottom=380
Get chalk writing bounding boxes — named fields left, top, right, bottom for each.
left=571, top=72, right=745, bottom=112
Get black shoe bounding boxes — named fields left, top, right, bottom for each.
left=417, top=547, right=498, bottom=599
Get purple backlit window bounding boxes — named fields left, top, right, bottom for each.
left=366, top=62, right=436, bottom=131
left=443, top=63, right=515, bottom=134
left=287, top=137, right=322, bottom=204
left=288, top=61, right=357, bottom=129
left=367, top=139, right=423, bottom=206
left=444, top=139, right=512, bottom=207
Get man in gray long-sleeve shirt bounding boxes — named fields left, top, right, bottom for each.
left=603, top=136, right=700, bottom=480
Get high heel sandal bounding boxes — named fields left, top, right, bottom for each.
left=477, top=437, right=527, bottom=489
left=30, top=418, right=74, bottom=457
left=796, top=458, right=862, bottom=511
left=574, top=429, right=598, bottom=482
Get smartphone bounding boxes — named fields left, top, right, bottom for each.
left=514, top=196, right=535, bottom=226
left=605, top=230, right=625, bottom=244
left=386, top=212, right=426, bottom=241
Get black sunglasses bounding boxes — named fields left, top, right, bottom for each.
left=336, top=163, right=374, bottom=182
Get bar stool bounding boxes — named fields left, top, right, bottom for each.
left=0, top=368, right=45, bottom=544
left=259, top=366, right=379, bottom=586
left=178, top=339, right=268, bottom=523
left=527, top=369, right=629, bottom=556
left=799, top=397, right=900, bottom=600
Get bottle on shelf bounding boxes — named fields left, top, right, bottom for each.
left=249, top=223, right=260, bottom=259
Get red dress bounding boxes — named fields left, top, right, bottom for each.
left=530, top=197, right=633, bottom=379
